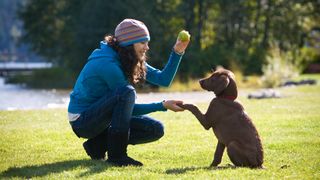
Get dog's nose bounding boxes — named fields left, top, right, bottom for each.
left=199, top=80, right=202, bottom=84
left=199, top=80, right=204, bottom=87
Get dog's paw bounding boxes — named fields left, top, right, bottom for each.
left=210, top=162, right=219, bottom=168
left=178, top=103, right=196, bottom=111
left=176, top=103, right=187, bottom=109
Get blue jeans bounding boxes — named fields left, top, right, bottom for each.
left=70, top=85, right=164, bottom=145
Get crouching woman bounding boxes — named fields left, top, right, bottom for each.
left=68, top=19, right=190, bottom=166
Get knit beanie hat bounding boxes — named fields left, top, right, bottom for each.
left=115, top=19, right=150, bottom=47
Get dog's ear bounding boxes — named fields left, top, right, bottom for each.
left=213, top=74, right=230, bottom=95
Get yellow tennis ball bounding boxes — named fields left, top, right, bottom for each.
left=178, top=30, right=190, bottom=41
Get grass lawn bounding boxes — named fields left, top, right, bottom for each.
left=0, top=74, right=320, bottom=179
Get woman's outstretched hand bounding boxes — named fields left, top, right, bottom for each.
left=173, top=39, right=190, bottom=54
left=162, top=100, right=185, bottom=112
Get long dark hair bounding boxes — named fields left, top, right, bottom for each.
left=105, top=35, right=146, bottom=85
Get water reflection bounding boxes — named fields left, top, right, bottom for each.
left=0, top=78, right=69, bottom=110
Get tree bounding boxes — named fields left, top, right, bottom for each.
left=19, top=0, right=320, bottom=85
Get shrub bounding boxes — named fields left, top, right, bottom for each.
left=261, top=45, right=299, bottom=88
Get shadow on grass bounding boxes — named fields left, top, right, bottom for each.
left=0, top=159, right=109, bottom=179
left=166, top=165, right=236, bottom=174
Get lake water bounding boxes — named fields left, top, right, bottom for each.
left=0, top=77, right=214, bottom=111
left=0, top=78, right=70, bottom=110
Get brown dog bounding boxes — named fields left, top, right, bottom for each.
left=180, top=68, right=263, bottom=168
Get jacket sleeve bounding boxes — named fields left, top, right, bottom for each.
left=132, top=102, right=167, bottom=116
left=146, top=51, right=183, bottom=87
left=97, top=61, right=167, bottom=115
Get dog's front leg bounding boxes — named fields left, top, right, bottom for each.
left=210, top=141, right=225, bottom=167
left=179, top=104, right=211, bottom=130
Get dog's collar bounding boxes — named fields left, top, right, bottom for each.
left=218, top=95, right=237, bottom=101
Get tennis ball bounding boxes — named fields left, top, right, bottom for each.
left=178, top=30, right=190, bottom=41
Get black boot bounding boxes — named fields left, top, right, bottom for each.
left=106, top=128, right=143, bottom=166
left=83, top=128, right=108, bottom=160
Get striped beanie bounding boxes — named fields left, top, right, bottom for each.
left=115, top=19, right=150, bottom=47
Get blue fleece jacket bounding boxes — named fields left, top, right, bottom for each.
left=68, top=41, right=183, bottom=116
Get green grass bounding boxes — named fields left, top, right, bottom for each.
left=1, top=75, right=320, bottom=179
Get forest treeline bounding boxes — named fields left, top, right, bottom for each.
left=18, top=0, right=320, bottom=85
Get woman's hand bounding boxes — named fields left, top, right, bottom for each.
left=173, top=39, right=190, bottom=54
left=162, top=100, right=184, bottom=112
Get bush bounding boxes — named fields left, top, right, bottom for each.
left=261, top=45, right=298, bottom=88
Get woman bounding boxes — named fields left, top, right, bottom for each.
left=68, top=19, right=190, bottom=166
